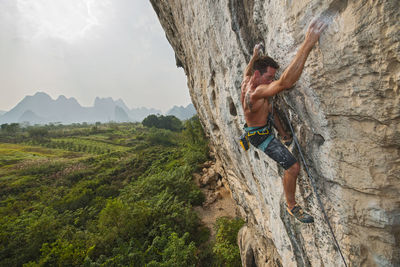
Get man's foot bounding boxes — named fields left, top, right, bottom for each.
left=287, top=204, right=314, bottom=223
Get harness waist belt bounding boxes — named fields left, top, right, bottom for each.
left=244, top=124, right=274, bottom=150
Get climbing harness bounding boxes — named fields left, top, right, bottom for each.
left=282, top=109, right=348, bottom=267
left=239, top=132, right=250, bottom=151
left=239, top=124, right=271, bottom=151
left=239, top=99, right=275, bottom=152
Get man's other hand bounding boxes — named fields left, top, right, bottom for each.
left=305, top=19, right=328, bottom=48
left=253, top=42, right=265, bottom=58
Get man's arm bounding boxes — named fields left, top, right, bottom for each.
left=253, top=19, right=327, bottom=99
left=241, top=43, right=264, bottom=104
left=243, top=43, right=264, bottom=79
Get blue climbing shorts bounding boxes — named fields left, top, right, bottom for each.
left=249, top=134, right=297, bottom=170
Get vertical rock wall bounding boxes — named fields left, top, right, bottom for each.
left=150, top=0, right=399, bottom=266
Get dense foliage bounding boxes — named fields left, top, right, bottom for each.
left=142, top=114, right=183, bottom=132
left=213, top=217, right=245, bottom=267
left=0, top=116, right=243, bottom=266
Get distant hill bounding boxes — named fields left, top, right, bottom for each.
left=18, top=110, right=46, bottom=124
left=129, top=107, right=162, bottom=122
left=166, top=104, right=196, bottom=120
left=0, top=111, right=6, bottom=116
left=0, top=92, right=162, bottom=124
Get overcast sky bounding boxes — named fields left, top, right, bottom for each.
left=0, top=0, right=190, bottom=112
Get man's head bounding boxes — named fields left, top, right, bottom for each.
left=253, top=56, right=279, bottom=85
left=253, top=56, right=279, bottom=75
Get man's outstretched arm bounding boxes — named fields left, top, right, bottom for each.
left=253, top=19, right=328, bottom=99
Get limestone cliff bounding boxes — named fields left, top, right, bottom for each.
left=150, top=0, right=400, bottom=266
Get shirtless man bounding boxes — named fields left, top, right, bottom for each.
left=240, top=19, right=327, bottom=223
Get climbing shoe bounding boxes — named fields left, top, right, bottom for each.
left=287, top=204, right=314, bottom=223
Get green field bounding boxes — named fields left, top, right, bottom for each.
left=0, top=117, right=243, bottom=266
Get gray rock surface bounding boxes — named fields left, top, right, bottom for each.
left=150, top=0, right=400, bottom=266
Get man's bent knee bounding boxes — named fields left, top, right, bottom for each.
left=287, top=162, right=300, bottom=176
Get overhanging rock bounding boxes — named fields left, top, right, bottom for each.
left=150, top=0, right=400, bottom=266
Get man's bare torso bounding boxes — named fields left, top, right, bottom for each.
left=241, top=76, right=271, bottom=127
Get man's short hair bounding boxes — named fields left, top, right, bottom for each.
left=253, top=56, right=279, bottom=75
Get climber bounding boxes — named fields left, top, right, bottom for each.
left=240, top=19, right=327, bottom=223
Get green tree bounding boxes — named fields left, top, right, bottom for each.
left=31, top=239, right=90, bottom=267
left=142, top=114, right=159, bottom=128
left=27, top=127, right=49, bottom=139
left=1, top=123, right=20, bottom=134
left=212, top=217, right=245, bottom=267
left=97, top=199, right=152, bottom=252
left=147, top=232, right=197, bottom=267
left=183, top=115, right=206, bottom=144
left=142, top=115, right=182, bottom=131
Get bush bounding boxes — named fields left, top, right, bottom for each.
left=32, top=239, right=89, bottom=267
left=147, top=232, right=197, bottom=267
left=212, top=217, right=245, bottom=267
left=98, top=199, right=152, bottom=245
left=0, top=207, right=60, bottom=266
left=146, top=130, right=176, bottom=146
left=27, top=127, right=49, bottom=139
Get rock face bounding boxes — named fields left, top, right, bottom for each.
left=150, top=0, right=400, bottom=266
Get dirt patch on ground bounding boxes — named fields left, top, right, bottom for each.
left=194, top=160, right=238, bottom=238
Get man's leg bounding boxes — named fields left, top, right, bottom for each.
left=284, top=162, right=314, bottom=223
left=283, top=162, right=300, bottom=210
left=263, top=138, right=314, bottom=223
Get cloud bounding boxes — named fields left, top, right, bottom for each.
left=0, top=0, right=190, bottom=112
left=16, top=0, right=112, bottom=43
